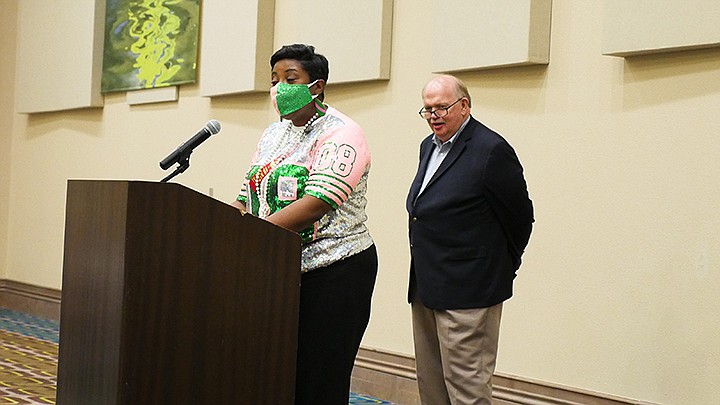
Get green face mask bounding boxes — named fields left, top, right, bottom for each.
left=271, top=80, right=319, bottom=117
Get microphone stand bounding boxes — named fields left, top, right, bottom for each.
left=160, top=153, right=191, bottom=183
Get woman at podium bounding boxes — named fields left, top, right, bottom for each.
left=232, top=43, right=378, bottom=405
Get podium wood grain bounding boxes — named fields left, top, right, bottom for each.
left=57, top=180, right=301, bottom=404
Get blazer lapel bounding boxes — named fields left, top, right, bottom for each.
left=408, top=137, right=434, bottom=207
left=420, top=118, right=476, bottom=194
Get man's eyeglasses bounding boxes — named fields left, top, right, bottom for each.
left=418, top=98, right=463, bottom=119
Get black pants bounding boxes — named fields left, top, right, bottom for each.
left=294, top=245, right=378, bottom=405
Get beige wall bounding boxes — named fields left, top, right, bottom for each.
left=3, top=1, right=720, bottom=404
left=0, top=0, right=18, bottom=279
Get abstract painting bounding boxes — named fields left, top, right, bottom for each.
left=101, top=0, right=200, bottom=93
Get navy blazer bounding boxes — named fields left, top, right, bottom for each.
left=407, top=116, right=534, bottom=310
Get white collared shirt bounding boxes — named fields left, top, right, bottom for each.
left=418, top=116, right=471, bottom=195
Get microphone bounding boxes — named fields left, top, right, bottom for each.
left=159, top=120, right=222, bottom=170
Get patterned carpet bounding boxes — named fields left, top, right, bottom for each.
left=0, top=308, right=394, bottom=404
left=0, top=310, right=58, bottom=404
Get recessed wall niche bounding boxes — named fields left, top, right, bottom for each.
left=430, top=0, right=553, bottom=73
left=273, top=0, right=393, bottom=84
left=199, top=0, right=277, bottom=96
left=602, top=0, right=720, bottom=57
left=15, top=0, right=105, bottom=113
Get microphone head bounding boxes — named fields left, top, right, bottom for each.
left=207, top=119, right=221, bottom=134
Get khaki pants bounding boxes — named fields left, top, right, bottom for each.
left=411, top=296, right=503, bottom=405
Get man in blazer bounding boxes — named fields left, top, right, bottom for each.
left=407, top=75, right=534, bottom=405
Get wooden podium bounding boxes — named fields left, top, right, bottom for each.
left=56, top=180, right=301, bottom=404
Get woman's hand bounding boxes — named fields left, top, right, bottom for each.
left=266, top=195, right=332, bottom=232
left=230, top=200, right=247, bottom=215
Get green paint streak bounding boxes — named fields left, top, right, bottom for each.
left=127, top=0, right=182, bottom=87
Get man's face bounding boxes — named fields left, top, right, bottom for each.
left=421, top=82, right=468, bottom=142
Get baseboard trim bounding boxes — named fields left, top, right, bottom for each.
left=351, top=347, right=657, bottom=405
left=352, top=347, right=421, bottom=404
left=492, top=373, right=658, bottom=405
left=0, top=279, right=61, bottom=321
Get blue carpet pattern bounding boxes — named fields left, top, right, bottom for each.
left=0, top=309, right=59, bottom=343
left=349, top=392, right=397, bottom=404
left=0, top=308, right=395, bottom=404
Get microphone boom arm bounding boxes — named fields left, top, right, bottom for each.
left=160, top=152, right=192, bottom=183
left=158, top=120, right=221, bottom=182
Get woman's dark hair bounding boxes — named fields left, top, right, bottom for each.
left=270, top=44, right=329, bottom=83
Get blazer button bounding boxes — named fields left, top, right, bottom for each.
left=412, top=217, right=417, bottom=222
